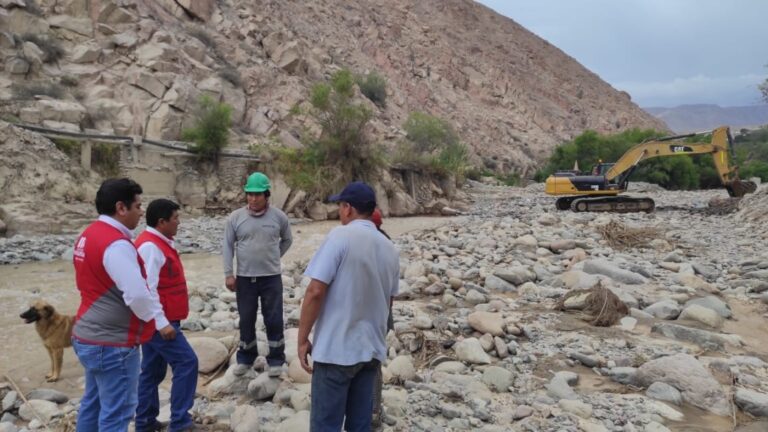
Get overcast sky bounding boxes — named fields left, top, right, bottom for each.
left=476, top=0, right=768, bottom=108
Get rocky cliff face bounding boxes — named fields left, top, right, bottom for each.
left=0, top=0, right=665, bottom=178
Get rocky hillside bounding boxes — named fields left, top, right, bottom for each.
left=0, top=0, right=665, bottom=178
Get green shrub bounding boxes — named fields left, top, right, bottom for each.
left=182, top=96, right=233, bottom=163
left=13, top=82, right=65, bottom=100
left=356, top=71, right=387, bottom=107
left=403, top=111, right=460, bottom=153
left=20, top=33, right=65, bottom=63
left=52, top=139, right=120, bottom=177
left=53, top=139, right=80, bottom=158
left=742, top=160, right=768, bottom=181
left=395, top=111, right=469, bottom=179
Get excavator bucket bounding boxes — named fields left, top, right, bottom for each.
left=725, top=179, right=758, bottom=198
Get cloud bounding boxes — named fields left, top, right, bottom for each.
left=614, top=74, right=766, bottom=107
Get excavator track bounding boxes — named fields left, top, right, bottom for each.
left=567, top=196, right=655, bottom=213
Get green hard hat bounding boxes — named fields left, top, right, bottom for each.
left=244, top=172, right=270, bottom=193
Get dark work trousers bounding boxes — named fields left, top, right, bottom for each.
left=135, top=321, right=198, bottom=432
left=235, top=274, right=285, bottom=367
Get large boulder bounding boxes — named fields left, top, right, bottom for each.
left=454, top=338, right=491, bottom=365
left=467, top=311, right=504, bottom=336
left=735, top=388, right=768, bottom=418
left=636, top=353, right=729, bottom=416
left=582, top=259, right=647, bottom=285
left=188, top=337, right=228, bottom=373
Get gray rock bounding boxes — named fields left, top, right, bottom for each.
left=644, top=300, right=681, bottom=320
left=465, top=289, right=487, bottom=304
left=735, top=388, right=768, bottom=417
left=493, top=266, right=536, bottom=285
left=247, top=372, right=280, bottom=400
left=18, top=400, right=60, bottom=422
left=568, top=352, right=601, bottom=368
left=652, top=322, right=741, bottom=351
left=582, top=259, right=647, bottom=284
left=512, top=405, right=534, bottom=420
left=25, top=389, right=68, bottom=404
left=0, top=423, right=18, bottom=432
left=546, top=371, right=578, bottom=400
left=277, top=410, right=310, bottom=432
left=1, top=391, right=17, bottom=412
left=646, top=382, right=682, bottom=405
left=607, top=367, right=637, bottom=385
left=583, top=259, right=648, bottom=285
left=454, top=338, right=491, bottom=364
left=188, top=337, right=228, bottom=373
left=558, top=399, right=593, bottom=418
left=481, top=366, right=514, bottom=392
left=467, top=311, right=504, bottom=336
left=692, top=262, right=719, bottom=280
left=678, top=304, right=724, bottom=328
left=684, top=296, right=732, bottom=318
left=484, top=274, right=516, bottom=292
left=388, top=356, right=416, bottom=381
left=637, top=353, right=729, bottom=416
left=230, top=405, right=260, bottom=432
left=645, top=421, right=671, bottom=432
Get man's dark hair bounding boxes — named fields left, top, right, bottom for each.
left=95, top=178, right=143, bottom=215
left=349, top=201, right=376, bottom=217
left=146, top=199, right=180, bottom=228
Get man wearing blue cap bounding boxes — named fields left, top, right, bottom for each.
left=298, top=181, right=400, bottom=432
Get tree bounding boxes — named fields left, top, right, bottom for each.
left=267, top=69, right=384, bottom=199
left=182, top=95, right=232, bottom=163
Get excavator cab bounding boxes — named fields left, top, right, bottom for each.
left=590, top=163, right=614, bottom=176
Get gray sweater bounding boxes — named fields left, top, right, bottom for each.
left=222, top=206, right=292, bottom=277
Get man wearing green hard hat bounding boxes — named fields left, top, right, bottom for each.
left=222, top=172, right=293, bottom=377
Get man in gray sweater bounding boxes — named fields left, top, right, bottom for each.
left=223, top=172, right=292, bottom=376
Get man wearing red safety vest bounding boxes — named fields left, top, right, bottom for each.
left=135, top=199, right=198, bottom=432
left=72, top=178, right=174, bottom=432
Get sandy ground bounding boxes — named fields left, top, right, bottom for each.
left=0, top=215, right=456, bottom=397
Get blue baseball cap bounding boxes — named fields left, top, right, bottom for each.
left=328, top=181, right=376, bottom=205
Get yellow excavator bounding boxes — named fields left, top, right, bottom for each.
left=545, top=126, right=757, bottom=212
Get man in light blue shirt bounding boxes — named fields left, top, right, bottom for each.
left=298, top=182, right=400, bottom=432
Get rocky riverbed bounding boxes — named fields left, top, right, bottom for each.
left=2, top=182, right=768, bottom=432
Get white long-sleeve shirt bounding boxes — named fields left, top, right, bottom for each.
left=99, top=215, right=170, bottom=330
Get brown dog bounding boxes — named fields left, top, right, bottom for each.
left=20, top=300, right=74, bottom=382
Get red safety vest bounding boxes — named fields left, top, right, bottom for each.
left=72, top=220, right=155, bottom=346
left=135, top=230, right=189, bottom=321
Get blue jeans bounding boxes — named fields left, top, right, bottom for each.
left=72, top=339, right=140, bottom=432
left=135, top=321, right=198, bottom=432
left=235, top=275, right=285, bottom=366
left=310, top=359, right=380, bottom=432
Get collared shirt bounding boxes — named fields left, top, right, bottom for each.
left=99, top=216, right=169, bottom=330
left=304, top=219, right=400, bottom=365
left=136, top=227, right=173, bottom=328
